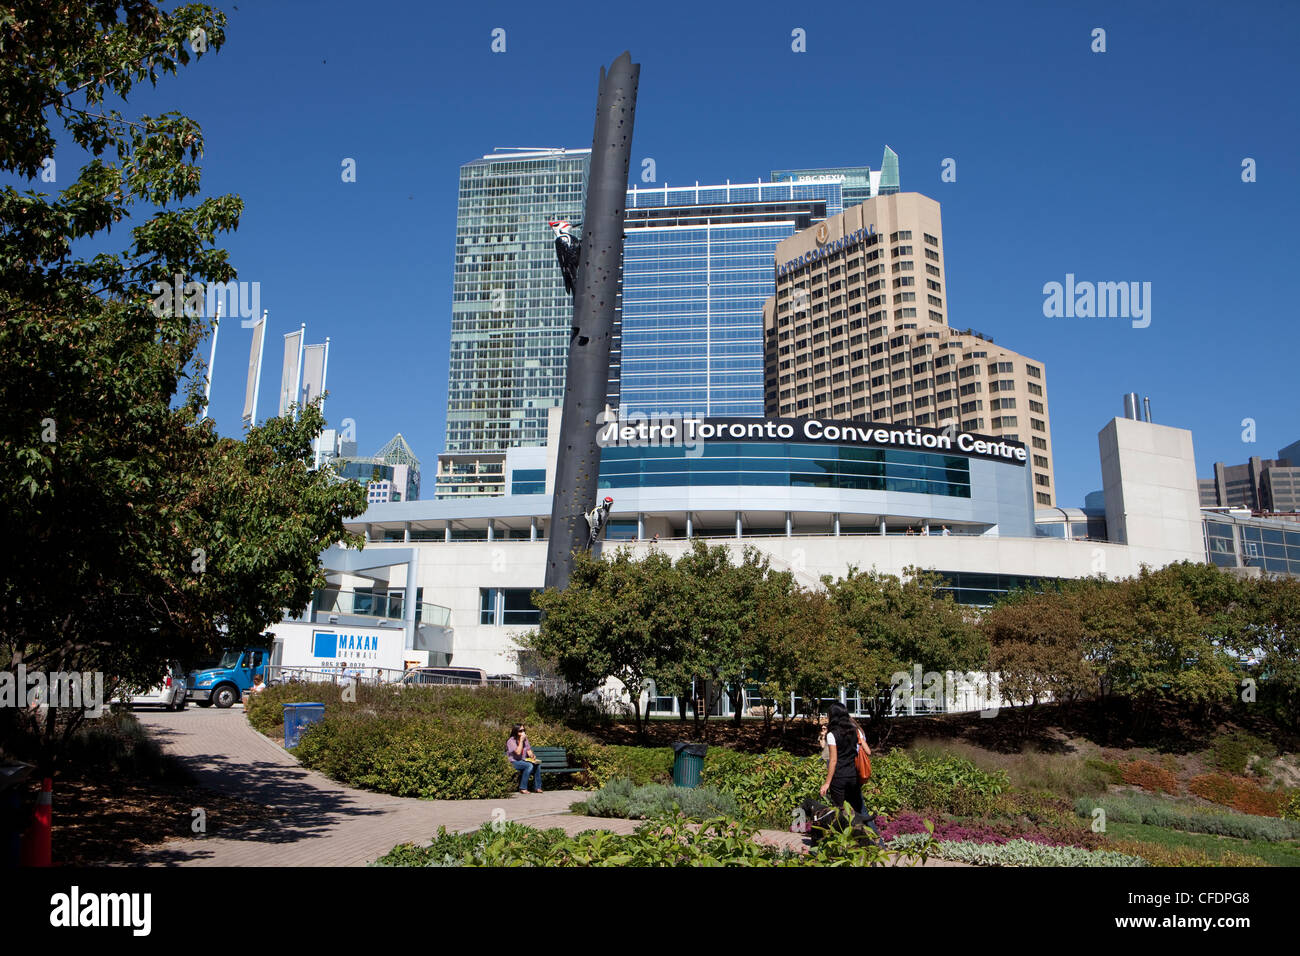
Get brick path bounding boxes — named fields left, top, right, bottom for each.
left=132, top=706, right=961, bottom=866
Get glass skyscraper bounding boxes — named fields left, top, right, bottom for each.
left=613, top=180, right=844, bottom=419
left=444, top=148, right=590, bottom=452
left=771, top=145, right=900, bottom=207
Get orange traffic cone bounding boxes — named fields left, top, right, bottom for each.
left=20, top=777, right=52, bottom=867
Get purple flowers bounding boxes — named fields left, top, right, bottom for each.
left=877, top=812, right=1072, bottom=847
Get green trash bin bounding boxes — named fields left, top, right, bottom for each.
left=672, top=742, right=707, bottom=789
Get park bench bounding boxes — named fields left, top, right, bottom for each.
left=526, top=746, right=585, bottom=784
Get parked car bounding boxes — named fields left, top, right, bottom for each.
left=119, top=662, right=188, bottom=710
left=397, top=666, right=487, bottom=687
left=488, top=673, right=535, bottom=689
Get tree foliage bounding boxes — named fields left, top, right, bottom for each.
left=0, top=2, right=366, bottom=771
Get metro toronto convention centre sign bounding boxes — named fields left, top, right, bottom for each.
left=597, top=415, right=1028, bottom=465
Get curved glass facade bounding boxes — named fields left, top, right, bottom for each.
left=599, top=443, right=971, bottom=496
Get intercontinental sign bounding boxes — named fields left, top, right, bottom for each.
left=597, top=415, right=1028, bottom=466
left=777, top=224, right=875, bottom=277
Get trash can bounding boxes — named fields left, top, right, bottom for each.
left=283, top=702, right=325, bottom=749
left=671, top=742, right=708, bottom=789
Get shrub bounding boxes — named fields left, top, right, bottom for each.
left=1120, top=760, right=1179, bottom=795
left=1084, top=758, right=1124, bottom=787
left=577, top=780, right=738, bottom=821
left=701, top=749, right=825, bottom=830
left=992, top=789, right=1080, bottom=829
left=376, top=814, right=926, bottom=867
left=60, top=710, right=185, bottom=782
left=887, top=835, right=1145, bottom=867
left=1210, top=731, right=1275, bottom=776
left=866, top=749, right=1008, bottom=817
left=599, top=745, right=674, bottom=785
left=1188, top=774, right=1289, bottom=817
left=1107, top=839, right=1268, bottom=868
left=1077, top=792, right=1300, bottom=842
left=292, top=712, right=517, bottom=800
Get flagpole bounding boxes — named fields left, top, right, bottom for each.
left=201, top=301, right=221, bottom=421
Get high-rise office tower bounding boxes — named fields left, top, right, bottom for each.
left=612, top=179, right=846, bottom=418
left=765, top=192, right=1058, bottom=505
left=443, top=148, right=590, bottom=453
left=771, top=146, right=900, bottom=207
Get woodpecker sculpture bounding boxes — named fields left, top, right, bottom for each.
left=550, top=219, right=581, bottom=298
left=585, top=496, right=613, bottom=549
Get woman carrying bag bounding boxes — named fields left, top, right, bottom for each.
left=505, top=723, right=544, bottom=794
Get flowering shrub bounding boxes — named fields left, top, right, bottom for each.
left=1188, top=774, right=1290, bottom=818
left=887, top=834, right=1145, bottom=867
left=1120, top=760, right=1180, bottom=795
left=879, top=810, right=1102, bottom=849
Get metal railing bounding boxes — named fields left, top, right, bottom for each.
left=311, top=589, right=452, bottom=627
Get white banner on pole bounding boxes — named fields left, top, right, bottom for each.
left=279, top=328, right=304, bottom=417
left=241, top=315, right=265, bottom=426
left=300, top=343, right=327, bottom=409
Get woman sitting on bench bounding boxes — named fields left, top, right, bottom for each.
left=505, top=723, right=544, bottom=794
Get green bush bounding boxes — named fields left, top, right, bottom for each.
left=576, top=779, right=738, bottom=821
left=599, top=745, right=674, bottom=785
left=1076, top=792, right=1300, bottom=843
left=1210, top=730, right=1275, bottom=776
left=889, top=834, right=1146, bottom=867
left=701, top=749, right=825, bottom=829
left=1083, top=757, right=1124, bottom=787
left=866, top=750, right=1008, bottom=817
left=375, top=814, right=926, bottom=867
left=292, top=712, right=516, bottom=799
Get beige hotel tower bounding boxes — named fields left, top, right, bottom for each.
left=764, top=192, right=1056, bottom=505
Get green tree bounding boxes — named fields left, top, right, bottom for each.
left=528, top=548, right=678, bottom=734
left=824, top=566, right=986, bottom=718
left=0, top=2, right=366, bottom=773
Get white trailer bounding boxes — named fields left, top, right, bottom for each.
left=265, top=620, right=427, bottom=684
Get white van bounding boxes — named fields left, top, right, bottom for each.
left=120, top=662, right=188, bottom=710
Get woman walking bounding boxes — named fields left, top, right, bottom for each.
left=505, top=723, right=543, bottom=794
left=819, top=703, right=867, bottom=816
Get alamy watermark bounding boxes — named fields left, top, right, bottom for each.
left=596, top=410, right=705, bottom=458
left=890, top=664, right=1000, bottom=718
left=1042, top=274, right=1151, bottom=328
left=149, top=273, right=261, bottom=327
left=1, top=666, right=105, bottom=717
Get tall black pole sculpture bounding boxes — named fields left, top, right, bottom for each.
left=544, top=52, right=639, bottom=591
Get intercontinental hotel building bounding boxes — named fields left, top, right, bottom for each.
left=764, top=193, right=1056, bottom=505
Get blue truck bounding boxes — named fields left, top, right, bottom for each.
left=187, top=647, right=269, bottom=708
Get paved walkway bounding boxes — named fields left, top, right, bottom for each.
left=132, top=707, right=957, bottom=866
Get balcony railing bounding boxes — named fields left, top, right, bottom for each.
left=312, top=589, right=452, bottom=628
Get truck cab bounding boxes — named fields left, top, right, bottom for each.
left=188, top=647, right=269, bottom=708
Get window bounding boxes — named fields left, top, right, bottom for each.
left=923, top=233, right=938, bottom=246
left=1029, top=399, right=1044, bottom=413
left=991, top=361, right=1014, bottom=374
left=1031, top=418, right=1046, bottom=432
left=1033, top=454, right=1049, bottom=468
left=1026, top=364, right=1042, bottom=378
left=991, top=416, right=1017, bottom=428
left=1032, top=437, right=1047, bottom=450
left=1027, top=382, right=1043, bottom=396
left=511, top=468, right=546, bottom=495
left=480, top=588, right=540, bottom=626
left=991, top=397, right=1015, bottom=409
left=1036, top=492, right=1052, bottom=505
left=924, top=249, right=939, bottom=261
left=1035, top=474, right=1051, bottom=487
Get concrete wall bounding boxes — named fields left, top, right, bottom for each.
left=1099, top=417, right=1204, bottom=565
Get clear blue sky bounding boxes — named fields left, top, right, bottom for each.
left=47, top=1, right=1300, bottom=504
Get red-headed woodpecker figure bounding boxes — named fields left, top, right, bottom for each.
left=550, top=219, right=581, bottom=299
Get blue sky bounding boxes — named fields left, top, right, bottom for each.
left=30, top=0, right=1300, bottom=504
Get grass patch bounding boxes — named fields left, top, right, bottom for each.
left=1104, top=821, right=1300, bottom=867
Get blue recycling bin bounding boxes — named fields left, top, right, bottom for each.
left=283, top=702, right=325, bottom=748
